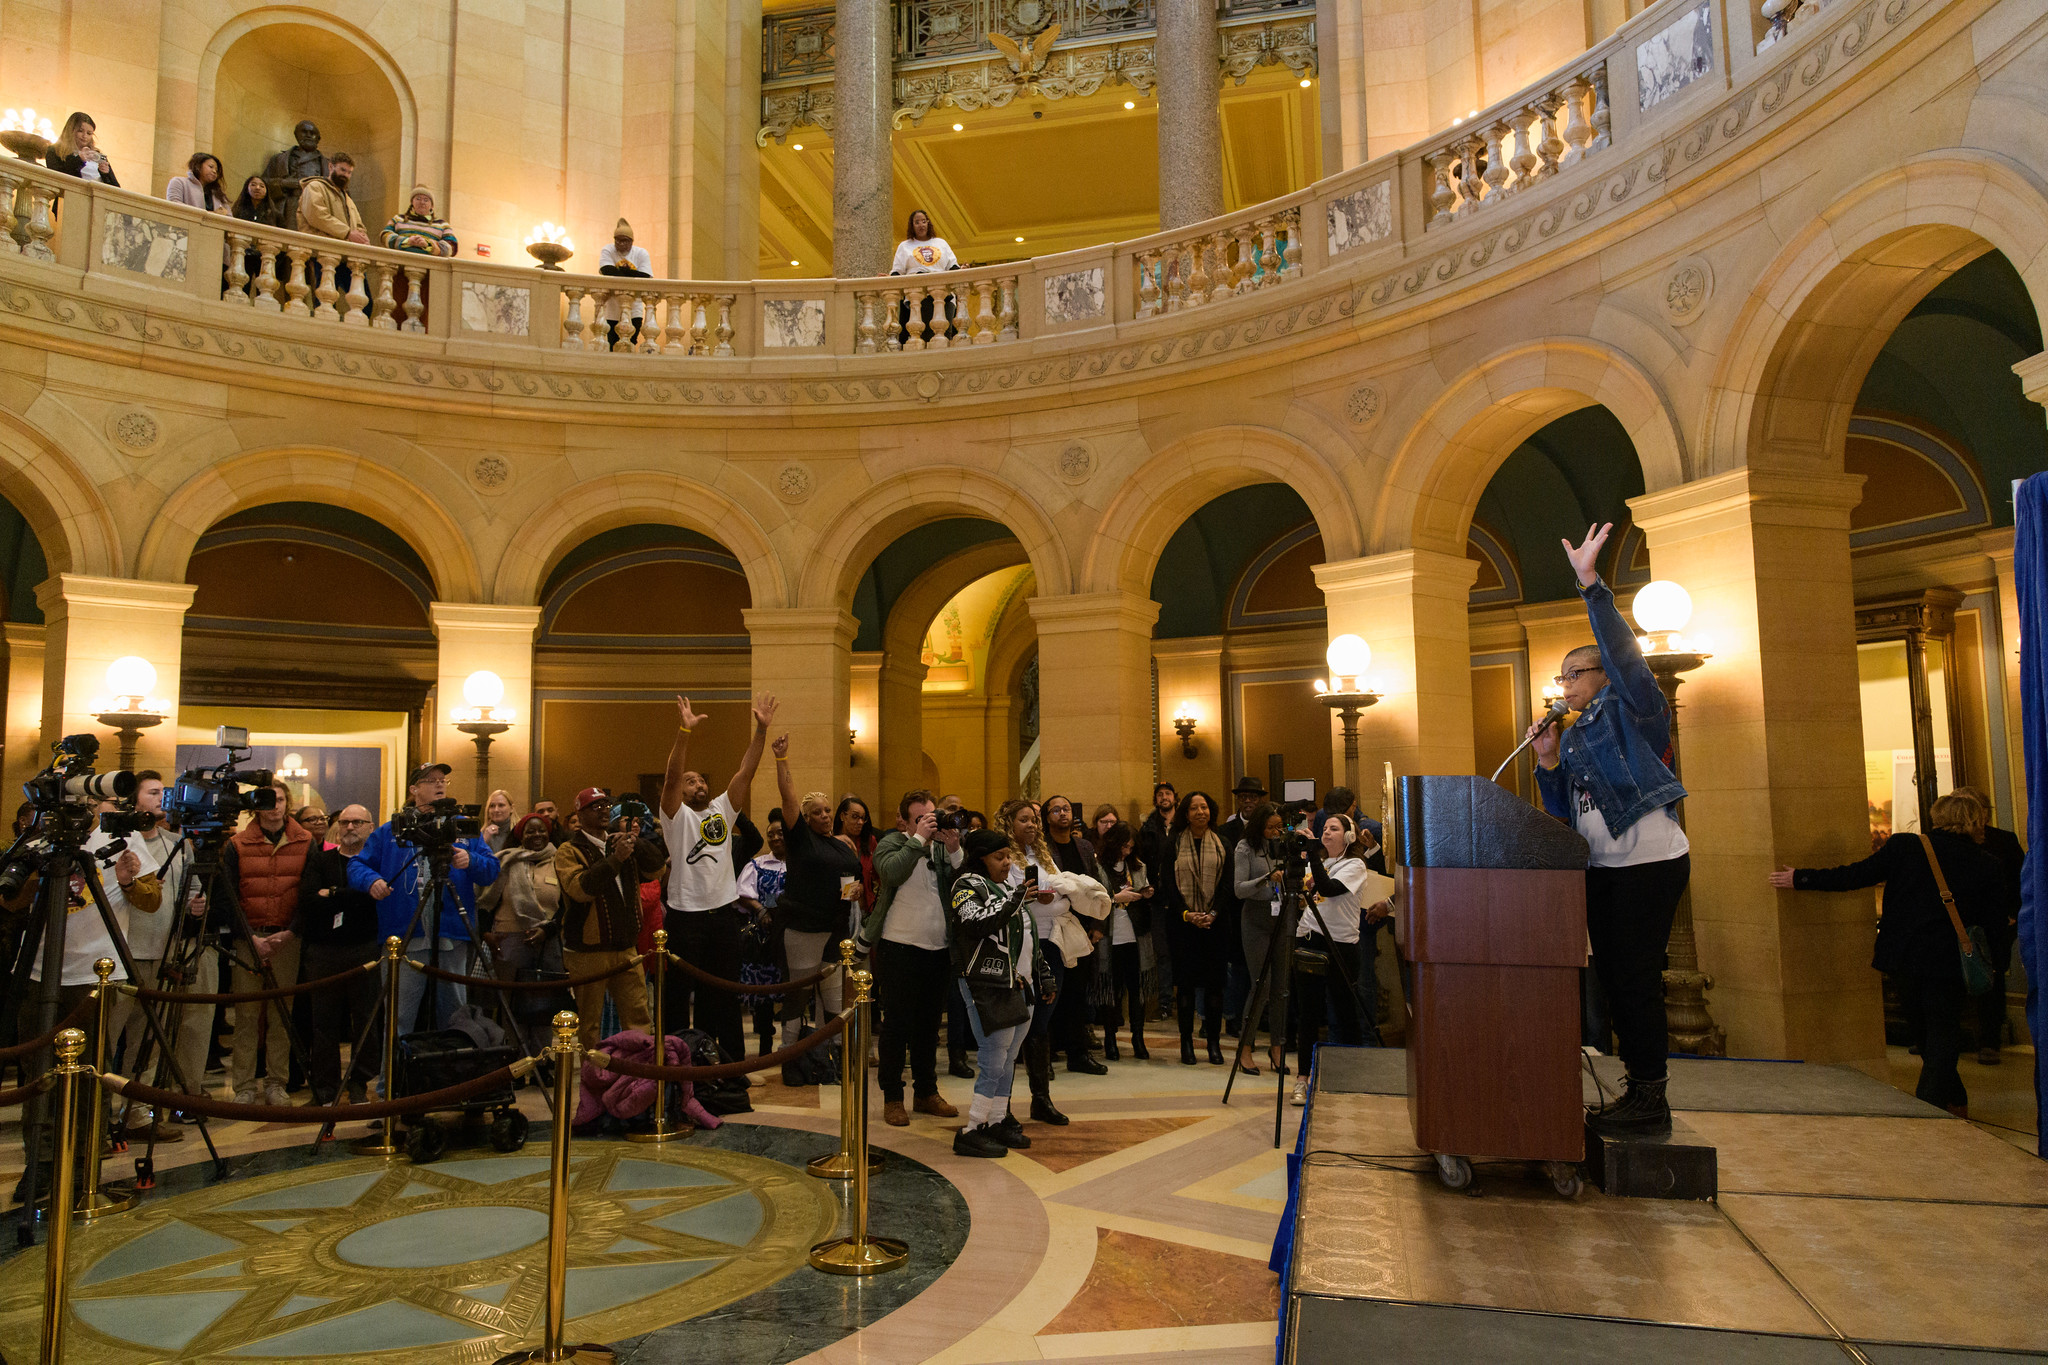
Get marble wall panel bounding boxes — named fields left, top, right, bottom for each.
left=100, top=210, right=187, bottom=281
left=1637, top=1, right=1714, bottom=111
left=762, top=297, right=826, bottom=348
left=1043, top=267, right=1106, bottom=326
left=461, top=280, right=532, bottom=336
left=1327, top=180, right=1394, bottom=257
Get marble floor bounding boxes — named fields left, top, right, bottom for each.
left=0, top=1029, right=2034, bottom=1363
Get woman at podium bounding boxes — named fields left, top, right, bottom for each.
left=1526, top=524, right=1690, bottom=1138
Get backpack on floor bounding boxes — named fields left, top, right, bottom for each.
left=676, top=1028, right=753, bottom=1115
left=781, top=1020, right=842, bottom=1088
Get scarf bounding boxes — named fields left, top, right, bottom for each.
left=1174, top=828, right=1225, bottom=915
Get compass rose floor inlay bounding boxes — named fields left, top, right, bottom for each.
left=0, top=1143, right=839, bottom=1362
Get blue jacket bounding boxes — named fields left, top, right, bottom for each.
left=346, top=820, right=500, bottom=944
left=1535, top=576, right=1686, bottom=838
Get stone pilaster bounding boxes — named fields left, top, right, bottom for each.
left=4, top=623, right=46, bottom=802
left=1631, top=468, right=1880, bottom=1065
left=1156, top=0, right=1226, bottom=230
left=35, top=576, right=196, bottom=779
left=431, top=604, right=543, bottom=809
left=1313, top=550, right=1481, bottom=784
left=744, top=607, right=856, bottom=817
left=876, top=652, right=930, bottom=819
left=832, top=0, right=895, bottom=276
left=1029, top=592, right=1161, bottom=803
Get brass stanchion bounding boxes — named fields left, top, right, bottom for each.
left=807, top=941, right=880, bottom=1180
left=808, top=961, right=906, bottom=1275
left=494, top=1011, right=614, bottom=1364
left=74, top=958, right=135, bottom=1220
left=356, top=937, right=405, bottom=1156
left=39, top=1028, right=89, bottom=1364
left=626, top=932, right=680, bottom=1144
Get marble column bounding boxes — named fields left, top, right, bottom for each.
left=1631, top=468, right=1880, bottom=1065
left=1029, top=592, right=1161, bottom=803
left=431, top=604, right=543, bottom=809
left=849, top=651, right=883, bottom=816
left=1313, top=550, right=1481, bottom=782
left=832, top=0, right=895, bottom=276
left=3, top=622, right=46, bottom=802
left=35, top=576, right=195, bottom=779
left=744, top=607, right=855, bottom=817
left=1155, top=0, right=1226, bottom=230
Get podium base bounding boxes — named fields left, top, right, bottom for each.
left=1584, top=1116, right=1717, bottom=1200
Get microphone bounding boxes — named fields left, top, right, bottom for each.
left=1490, top=697, right=1572, bottom=783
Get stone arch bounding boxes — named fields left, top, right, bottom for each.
left=495, top=471, right=787, bottom=611
left=798, top=469, right=1071, bottom=610
left=1079, top=426, right=1365, bottom=598
left=0, top=411, right=121, bottom=579
left=194, top=8, right=419, bottom=215
left=136, top=448, right=482, bottom=601
left=1372, top=339, right=1689, bottom=557
left=1703, top=152, right=2048, bottom=477
left=880, top=540, right=1031, bottom=671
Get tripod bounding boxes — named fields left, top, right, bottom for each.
left=5, top=818, right=226, bottom=1246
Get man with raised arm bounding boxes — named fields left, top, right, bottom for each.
left=658, top=693, right=777, bottom=1064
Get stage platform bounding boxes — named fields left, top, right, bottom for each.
left=1280, top=1047, right=2048, bottom=1362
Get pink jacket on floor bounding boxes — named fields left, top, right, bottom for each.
left=578, top=1030, right=721, bottom=1129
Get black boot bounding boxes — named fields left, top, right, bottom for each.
left=1205, top=1014, right=1225, bottom=1066
left=949, top=1048, right=976, bottom=1080
left=1104, top=1031, right=1120, bottom=1062
left=1130, top=1027, right=1149, bottom=1061
left=1587, top=1074, right=1672, bottom=1137
left=1178, top=998, right=1198, bottom=1065
left=1067, top=1049, right=1107, bottom=1076
left=1025, top=1037, right=1068, bottom=1125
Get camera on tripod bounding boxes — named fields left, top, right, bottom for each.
left=164, top=726, right=278, bottom=838
left=392, top=797, right=482, bottom=852
left=22, top=733, right=135, bottom=810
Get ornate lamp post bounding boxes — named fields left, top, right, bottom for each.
left=1633, top=580, right=1726, bottom=1057
left=452, top=670, right=515, bottom=798
left=92, top=656, right=169, bottom=772
left=1314, top=634, right=1382, bottom=794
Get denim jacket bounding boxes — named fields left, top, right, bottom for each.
left=1535, top=576, right=1686, bottom=837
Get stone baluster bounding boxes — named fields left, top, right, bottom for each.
left=882, top=286, right=903, bottom=351
left=929, top=283, right=951, bottom=348
left=1136, top=249, right=1161, bottom=318
left=1208, top=234, right=1234, bottom=304
left=1456, top=135, right=1487, bottom=213
left=1482, top=122, right=1512, bottom=202
left=1254, top=218, right=1280, bottom=286
left=1509, top=108, right=1541, bottom=190
left=997, top=277, right=1018, bottom=341
left=664, top=294, right=689, bottom=354
left=341, top=256, right=370, bottom=326
left=310, top=250, right=343, bottom=321
left=1558, top=76, right=1594, bottom=168
left=282, top=245, right=313, bottom=317
left=1186, top=240, right=1211, bottom=306
left=1425, top=152, right=1458, bottom=226
left=638, top=292, right=663, bottom=353
left=689, top=296, right=710, bottom=354
left=1281, top=209, right=1303, bottom=279
left=15, top=182, right=58, bottom=262
left=224, top=232, right=252, bottom=302
left=561, top=286, right=586, bottom=348
left=369, top=263, right=397, bottom=329
left=1164, top=247, right=1189, bottom=312
left=249, top=239, right=282, bottom=312
left=972, top=279, right=996, bottom=344
left=713, top=294, right=735, bottom=356
left=1229, top=224, right=1256, bottom=294
left=1588, top=65, right=1612, bottom=154
left=609, top=292, right=636, bottom=352
left=0, top=169, right=21, bottom=251
left=1535, top=94, right=1566, bottom=178
left=904, top=282, right=930, bottom=350
left=857, top=292, right=879, bottom=353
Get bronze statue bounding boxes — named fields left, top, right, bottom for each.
left=262, top=120, right=331, bottom=233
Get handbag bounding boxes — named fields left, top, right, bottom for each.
left=1915, top=832, right=1994, bottom=996
left=968, top=981, right=1030, bottom=1031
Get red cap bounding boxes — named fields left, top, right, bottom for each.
left=574, top=786, right=610, bottom=813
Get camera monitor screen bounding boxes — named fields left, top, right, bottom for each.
left=1282, top=778, right=1318, bottom=804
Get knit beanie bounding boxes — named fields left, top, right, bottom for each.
left=614, top=217, right=633, bottom=239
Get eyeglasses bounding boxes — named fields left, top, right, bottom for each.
left=336, top=817, right=371, bottom=826
left=1553, top=666, right=1606, bottom=686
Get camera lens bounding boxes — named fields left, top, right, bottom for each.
left=62, top=769, right=137, bottom=802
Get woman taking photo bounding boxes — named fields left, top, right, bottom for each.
left=998, top=800, right=1069, bottom=1124
left=770, top=737, right=861, bottom=1056
left=1234, top=801, right=1292, bottom=1077
left=1163, top=791, right=1230, bottom=1066
left=1094, top=822, right=1151, bottom=1061
left=1291, top=815, right=1389, bottom=1101
left=950, top=827, right=1050, bottom=1158
left=1770, top=792, right=2002, bottom=1116
left=45, top=112, right=117, bottom=184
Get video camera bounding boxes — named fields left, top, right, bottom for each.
left=164, top=726, right=278, bottom=838
left=22, top=733, right=135, bottom=811
left=391, top=796, right=482, bottom=853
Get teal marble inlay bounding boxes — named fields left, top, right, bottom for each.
left=459, top=1280, right=515, bottom=1306
left=73, top=1289, right=248, bottom=1350
left=650, top=1192, right=763, bottom=1246
left=605, top=1158, right=728, bottom=1192
left=271, top=1294, right=338, bottom=1318
left=427, top=1155, right=570, bottom=1184
left=563, top=1260, right=721, bottom=1319
left=227, top=1300, right=491, bottom=1356
left=396, top=1181, right=440, bottom=1199
left=605, top=1236, right=661, bottom=1254
left=622, top=1198, right=675, bottom=1210
left=80, top=1220, right=242, bottom=1286
left=334, top=1206, right=548, bottom=1268
left=221, top=1172, right=382, bottom=1211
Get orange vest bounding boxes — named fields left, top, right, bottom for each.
left=231, top=818, right=312, bottom=930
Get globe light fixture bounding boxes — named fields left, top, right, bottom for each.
left=453, top=670, right=515, bottom=796
left=1317, top=635, right=1382, bottom=791
left=93, top=656, right=170, bottom=771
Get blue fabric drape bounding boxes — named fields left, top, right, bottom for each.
left=2013, top=474, right=2048, bottom=1157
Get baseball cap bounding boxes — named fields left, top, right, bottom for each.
left=408, top=762, right=452, bottom=785
left=574, top=786, right=611, bottom=813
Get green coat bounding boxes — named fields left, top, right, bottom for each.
left=853, top=828, right=956, bottom=954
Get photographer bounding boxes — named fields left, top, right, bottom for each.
left=101, top=772, right=193, bottom=1139
left=293, top=804, right=380, bottom=1104
left=222, top=783, right=313, bottom=1106
left=347, top=762, right=501, bottom=1037
left=1233, top=801, right=1292, bottom=1079
left=553, top=788, right=661, bottom=1050
left=856, top=788, right=963, bottom=1127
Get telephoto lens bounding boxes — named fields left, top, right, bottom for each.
left=61, top=769, right=137, bottom=803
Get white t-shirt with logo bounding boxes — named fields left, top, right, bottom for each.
left=891, top=237, right=958, bottom=275
left=663, top=792, right=740, bottom=911
left=1573, top=788, right=1689, bottom=868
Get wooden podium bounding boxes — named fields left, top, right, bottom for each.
left=1396, top=775, right=1590, bottom=1169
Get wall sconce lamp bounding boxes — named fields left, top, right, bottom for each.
left=848, top=718, right=861, bottom=766
left=93, top=655, right=170, bottom=772
left=452, top=670, right=516, bottom=795
left=1172, top=702, right=1199, bottom=758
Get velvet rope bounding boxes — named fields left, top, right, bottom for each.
left=403, top=952, right=644, bottom=992
left=0, top=993, right=99, bottom=1063
left=98, top=1056, right=537, bottom=1125
left=122, top=958, right=378, bottom=1005
left=0, top=1073, right=55, bottom=1108
left=590, top=1011, right=846, bottom=1083
left=664, top=950, right=841, bottom=996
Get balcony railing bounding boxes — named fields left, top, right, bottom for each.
left=0, top=0, right=1922, bottom=399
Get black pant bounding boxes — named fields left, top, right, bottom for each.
left=304, top=939, right=381, bottom=1103
left=1584, top=854, right=1689, bottom=1082
left=666, top=904, right=744, bottom=1064
left=1103, top=941, right=1143, bottom=1034
left=1293, top=932, right=1367, bottom=1047
left=1974, top=926, right=2014, bottom=1049
left=875, top=940, right=949, bottom=1102
left=1056, top=950, right=1098, bottom=1063
left=1899, top=962, right=1969, bottom=1109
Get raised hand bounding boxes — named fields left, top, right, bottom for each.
left=752, top=693, right=779, bottom=729
left=677, top=695, right=705, bottom=730
left=1562, top=523, right=1612, bottom=588
left=772, top=734, right=790, bottom=760
left=1768, top=866, right=1796, bottom=889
